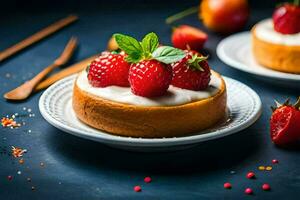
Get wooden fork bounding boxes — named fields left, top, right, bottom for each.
left=4, top=37, right=77, bottom=100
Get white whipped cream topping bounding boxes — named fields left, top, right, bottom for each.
left=254, top=18, right=300, bottom=46
left=76, top=71, right=222, bottom=106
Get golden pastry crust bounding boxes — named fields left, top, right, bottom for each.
left=72, top=71, right=227, bottom=138
left=252, top=26, right=300, bottom=74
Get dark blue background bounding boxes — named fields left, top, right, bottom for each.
left=1, top=0, right=300, bottom=199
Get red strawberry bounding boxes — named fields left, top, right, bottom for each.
left=113, top=32, right=185, bottom=97
left=171, top=50, right=211, bottom=90
left=171, top=25, right=208, bottom=51
left=87, top=52, right=130, bottom=87
left=129, top=60, right=173, bottom=97
left=273, top=2, right=300, bottom=34
left=270, top=98, right=300, bottom=146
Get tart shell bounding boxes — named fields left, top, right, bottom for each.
left=252, top=26, right=300, bottom=74
left=72, top=71, right=227, bottom=138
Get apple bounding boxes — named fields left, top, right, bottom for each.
left=200, top=0, right=249, bottom=34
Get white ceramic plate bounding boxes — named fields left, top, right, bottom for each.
left=217, top=32, right=300, bottom=85
left=39, top=75, right=262, bottom=152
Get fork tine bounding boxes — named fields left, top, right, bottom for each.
left=54, top=37, right=78, bottom=65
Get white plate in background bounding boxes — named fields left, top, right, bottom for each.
left=217, top=32, right=300, bottom=85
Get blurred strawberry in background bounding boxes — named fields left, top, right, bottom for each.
left=200, top=0, right=250, bottom=34
left=272, top=0, right=300, bottom=34
left=166, top=0, right=250, bottom=49
left=171, top=25, right=208, bottom=51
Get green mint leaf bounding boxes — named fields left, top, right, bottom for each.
left=152, top=46, right=185, bottom=64
left=295, top=96, right=300, bottom=110
left=111, top=49, right=121, bottom=54
left=85, top=64, right=90, bottom=73
left=113, top=33, right=143, bottom=57
left=125, top=52, right=142, bottom=63
left=141, top=32, right=159, bottom=55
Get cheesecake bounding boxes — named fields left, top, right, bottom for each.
left=252, top=19, right=300, bottom=74
left=72, top=32, right=227, bottom=138
left=73, top=70, right=227, bottom=138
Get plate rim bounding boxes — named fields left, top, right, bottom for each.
left=216, top=31, right=300, bottom=82
left=39, top=75, right=262, bottom=147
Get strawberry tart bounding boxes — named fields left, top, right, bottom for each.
left=252, top=1, right=300, bottom=73
left=72, top=32, right=227, bottom=138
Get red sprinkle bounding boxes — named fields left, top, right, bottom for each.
left=272, top=159, right=279, bottom=164
left=245, top=188, right=253, bottom=195
left=134, top=186, right=141, bottom=192
left=223, top=182, right=232, bottom=189
left=7, top=175, right=13, bottom=181
left=144, top=176, right=152, bottom=183
left=246, top=172, right=255, bottom=179
left=262, top=183, right=271, bottom=191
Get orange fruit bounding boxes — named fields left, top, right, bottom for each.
left=200, top=0, right=249, bottom=34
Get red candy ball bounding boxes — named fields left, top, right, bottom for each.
left=224, top=182, right=232, bottom=189
left=272, top=159, right=279, bottom=164
left=262, top=183, right=271, bottom=191
left=246, top=172, right=255, bottom=179
left=134, top=186, right=141, bottom=192
left=144, top=176, right=152, bottom=183
left=245, top=188, right=253, bottom=195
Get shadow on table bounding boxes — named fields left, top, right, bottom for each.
left=222, top=67, right=300, bottom=93
left=46, top=124, right=262, bottom=175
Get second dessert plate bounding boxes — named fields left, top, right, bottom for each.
left=217, top=32, right=300, bottom=86
left=39, top=74, right=262, bottom=152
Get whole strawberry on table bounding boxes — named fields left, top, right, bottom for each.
left=270, top=97, right=300, bottom=146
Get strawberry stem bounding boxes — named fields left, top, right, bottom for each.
left=294, top=96, right=300, bottom=109
left=187, top=54, right=208, bottom=71
left=171, top=26, right=178, bottom=32
left=166, top=6, right=198, bottom=25
left=274, top=100, right=282, bottom=108
left=295, top=0, right=300, bottom=6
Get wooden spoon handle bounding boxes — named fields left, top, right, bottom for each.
left=0, top=15, right=78, bottom=62
left=34, top=55, right=97, bottom=91
left=28, top=63, right=59, bottom=88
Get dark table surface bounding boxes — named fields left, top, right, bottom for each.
left=1, top=1, right=300, bottom=199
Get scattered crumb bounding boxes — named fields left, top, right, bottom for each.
left=11, top=146, right=27, bottom=158
left=1, top=117, right=21, bottom=128
left=266, top=166, right=273, bottom=171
